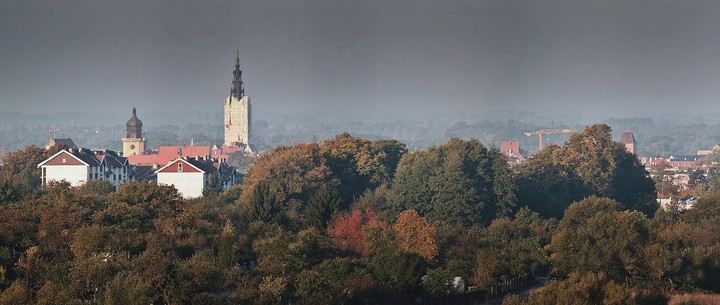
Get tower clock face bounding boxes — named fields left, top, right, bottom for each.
left=130, top=144, right=136, bottom=149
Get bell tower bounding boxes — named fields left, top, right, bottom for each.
left=224, top=50, right=251, bottom=147
left=123, top=107, right=146, bottom=156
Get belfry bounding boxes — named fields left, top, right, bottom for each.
left=122, top=107, right=145, bottom=156
left=224, top=50, right=251, bottom=147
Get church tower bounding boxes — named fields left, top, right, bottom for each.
left=224, top=50, right=251, bottom=147
left=619, top=130, right=636, bottom=155
left=122, top=107, right=145, bottom=156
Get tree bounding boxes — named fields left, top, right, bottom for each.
left=202, top=173, right=224, bottom=197
left=241, top=143, right=335, bottom=206
left=98, top=272, right=151, bottom=305
left=296, top=258, right=376, bottom=305
left=321, top=133, right=407, bottom=204
left=516, top=124, right=656, bottom=217
left=549, top=197, right=654, bottom=281
left=369, top=251, right=427, bottom=303
left=514, top=145, right=592, bottom=219
left=503, top=272, right=640, bottom=305
left=304, top=186, right=341, bottom=230
left=0, top=145, right=48, bottom=197
left=422, top=267, right=455, bottom=297
left=327, top=209, right=378, bottom=257
left=390, top=138, right=516, bottom=227
left=564, top=125, right=657, bottom=215
left=243, top=180, right=283, bottom=224
left=393, top=210, right=438, bottom=261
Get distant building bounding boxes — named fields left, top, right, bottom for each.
left=122, top=107, right=146, bottom=156
left=501, top=141, right=520, bottom=156
left=94, top=149, right=132, bottom=188
left=619, top=130, right=636, bottom=155
left=45, top=138, right=77, bottom=150
left=37, top=148, right=131, bottom=188
left=697, top=144, right=720, bottom=156
left=500, top=141, right=526, bottom=164
left=667, top=155, right=703, bottom=171
left=155, top=157, right=241, bottom=198
left=127, top=144, right=253, bottom=167
left=224, top=50, right=254, bottom=152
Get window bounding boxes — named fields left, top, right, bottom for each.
left=178, top=163, right=183, bottom=172
left=61, top=158, right=66, bottom=163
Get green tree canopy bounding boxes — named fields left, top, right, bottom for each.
left=390, top=138, right=516, bottom=227
left=549, top=197, right=655, bottom=281
left=516, top=124, right=656, bottom=217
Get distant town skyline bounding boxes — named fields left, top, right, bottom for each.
left=1, top=0, right=719, bottom=121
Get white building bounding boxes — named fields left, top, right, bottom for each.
left=38, top=148, right=131, bottom=188
left=155, top=158, right=240, bottom=199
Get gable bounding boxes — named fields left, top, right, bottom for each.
left=155, top=159, right=203, bottom=173
left=40, top=151, right=87, bottom=166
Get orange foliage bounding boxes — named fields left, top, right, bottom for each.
left=393, top=210, right=438, bottom=261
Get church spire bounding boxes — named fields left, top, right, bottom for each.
left=230, top=49, right=245, bottom=99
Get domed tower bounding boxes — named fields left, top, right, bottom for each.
left=122, top=107, right=146, bottom=156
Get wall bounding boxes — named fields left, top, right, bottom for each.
left=43, top=165, right=88, bottom=187
left=157, top=172, right=205, bottom=198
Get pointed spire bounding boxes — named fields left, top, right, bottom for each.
left=230, top=50, right=244, bottom=99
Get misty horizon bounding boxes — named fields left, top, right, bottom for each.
left=1, top=0, right=719, bottom=120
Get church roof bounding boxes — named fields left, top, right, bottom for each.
left=619, top=130, right=636, bottom=144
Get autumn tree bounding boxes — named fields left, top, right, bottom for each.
left=241, top=143, right=335, bottom=207
left=321, top=133, right=407, bottom=205
left=393, top=210, right=438, bottom=261
left=0, top=145, right=48, bottom=198
left=516, top=124, right=656, bottom=217
left=327, top=209, right=378, bottom=257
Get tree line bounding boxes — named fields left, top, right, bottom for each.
left=1, top=124, right=719, bottom=305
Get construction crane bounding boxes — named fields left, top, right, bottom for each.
left=524, top=129, right=579, bottom=153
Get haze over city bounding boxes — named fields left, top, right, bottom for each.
left=1, top=0, right=719, bottom=123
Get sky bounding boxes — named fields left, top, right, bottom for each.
left=0, top=0, right=719, bottom=123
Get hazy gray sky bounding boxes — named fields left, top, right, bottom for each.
left=1, top=0, right=718, bottom=121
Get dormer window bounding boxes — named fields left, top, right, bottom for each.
left=178, top=163, right=183, bottom=172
